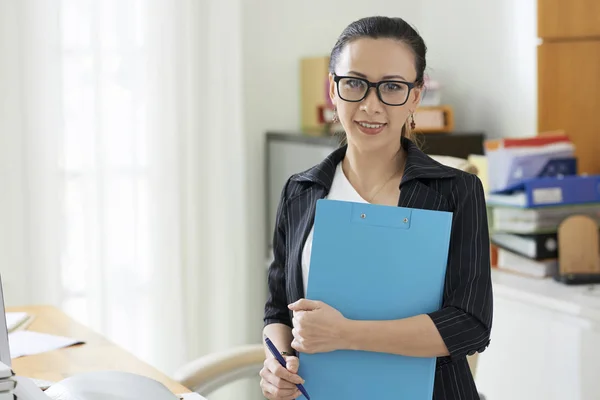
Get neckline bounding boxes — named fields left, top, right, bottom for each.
left=336, top=162, right=370, bottom=204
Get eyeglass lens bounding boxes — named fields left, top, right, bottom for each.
left=338, top=77, right=410, bottom=105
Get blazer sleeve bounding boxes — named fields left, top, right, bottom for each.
left=263, top=178, right=293, bottom=328
left=427, top=173, right=493, bottom=360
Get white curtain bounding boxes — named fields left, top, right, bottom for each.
left=0, top=0, right=251, bottom=394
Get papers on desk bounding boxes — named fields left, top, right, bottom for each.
left=5, top=312, right=32, bottom=332
left=9, top=331, right=84, bottom=359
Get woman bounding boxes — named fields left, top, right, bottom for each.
left=261, top=16, right=492, bottom=400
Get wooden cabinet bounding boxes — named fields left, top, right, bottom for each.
left=538, top=0, right=600, bottom=174
left=538, top=0, right=600, bottom=39
left=538, top=40, right=600, bottom=174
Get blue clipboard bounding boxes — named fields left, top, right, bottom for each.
left=298, top=199, right=453, bottom=400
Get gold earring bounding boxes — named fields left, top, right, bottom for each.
left=332, top=107, right=339, bottom=123
left=410, top=113, right=416, bottom=130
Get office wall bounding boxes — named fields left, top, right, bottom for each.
left=242, top=0, right=538, bottom=347
left=0, top=2, right=31, bottom=306
left=419, top=0, right=538, bottom=139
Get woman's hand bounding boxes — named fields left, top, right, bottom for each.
left=288, top=299, right=351, bottom=354
left=259, top=355, right=304, bottom=400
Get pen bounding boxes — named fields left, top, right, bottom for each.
left=263, top=336, right=310, bottom=400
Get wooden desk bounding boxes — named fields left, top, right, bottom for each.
left=7, top=305, right=190, bottom=394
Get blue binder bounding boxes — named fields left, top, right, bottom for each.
left=298, top=199, right=453, bottom=400
left=486, top=174, right=600, bottom=208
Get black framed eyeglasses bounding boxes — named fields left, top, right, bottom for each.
left=333, top=73, right=416, bottom=106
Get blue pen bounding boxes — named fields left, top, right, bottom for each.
left=264, top=336, right=310, bottom=399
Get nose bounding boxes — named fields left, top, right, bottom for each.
left=360, top=86, right=384, bottom=115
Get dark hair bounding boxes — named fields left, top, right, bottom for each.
left=329, top=16, right=427, bottom=143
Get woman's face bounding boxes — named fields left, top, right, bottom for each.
left=329, top=38, right=422, bottom=152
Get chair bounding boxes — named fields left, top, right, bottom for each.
left=174, top=156, right=483, bottom=396
left=174, top=343, right=265, bottom=396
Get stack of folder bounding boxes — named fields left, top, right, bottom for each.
left=484, top=134, right=600, bottom=278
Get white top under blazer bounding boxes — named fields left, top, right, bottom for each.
left=301, top=162, right=368, bottom=297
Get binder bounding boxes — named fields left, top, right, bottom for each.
left=486, top=175, right=600, bottom=208
left=496, top=247, right=558, bottom=278
left=487, top=203, right=600, bottom=234
left=537, top=157, right=577, bottom=178
left=491, top=232, right=559, bottom=260
left=298, top=199, right=453, bottom=399
left=484, top=135, right=576, bottom=192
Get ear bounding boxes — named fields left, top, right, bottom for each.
left=409, top=86, right=422, bottom=109
left=328, top=73, right=337, bottom=106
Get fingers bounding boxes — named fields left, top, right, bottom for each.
left=292, top=311, right=306, bottom=328
left=266, top=357, right=305, bottom=385
left=291, top=337, right=309, bottom=354
left=260, top=367, right=298, bottom=390
left=285, top=355, right=299, bottom=374
left=261, top=378, right=301, bottom=400
left=260, top=357, right=303, bottom=400
left=288, top=298, right=321, bottom=311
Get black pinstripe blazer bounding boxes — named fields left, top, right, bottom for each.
left=264, top=137, right=493, bottom=400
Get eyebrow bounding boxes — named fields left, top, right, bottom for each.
left=347, top=71, right=407, bottom=80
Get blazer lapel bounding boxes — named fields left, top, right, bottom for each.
left=398, top=137, right=455, bottom=211
left=398, top=179, right=450, bottom=211
left=286, top=184, right=327, bottom=305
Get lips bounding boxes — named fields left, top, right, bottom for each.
left=357, top=121, right=385, bottom=129
left=355, top=121, right=387, bottom=135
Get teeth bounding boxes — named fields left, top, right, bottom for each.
left=358, top=122, right=384, bottom=129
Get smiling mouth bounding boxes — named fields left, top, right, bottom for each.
left=356, top=121, right=386, bottom=129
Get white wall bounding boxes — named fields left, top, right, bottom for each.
left=420, top=0, right=538, bottom=138
left=0, top=1, right=30, bottom=306
left=242, top=0, right=538, bottom=350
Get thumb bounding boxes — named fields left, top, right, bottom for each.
left=288, top=298, right=321, bottom=311
left=285, top=356, right=299, bottom=374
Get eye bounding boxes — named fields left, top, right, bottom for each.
left=343, top=78, right=366, bottom=90
left=382, top=82, right=405, bottom=92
